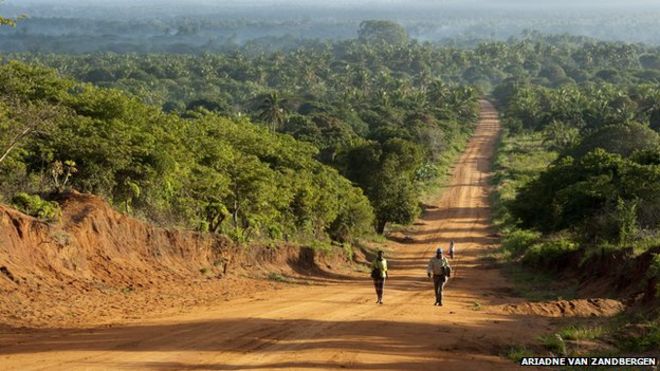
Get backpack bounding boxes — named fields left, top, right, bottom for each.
left=443, top=260, right=452, bottom=277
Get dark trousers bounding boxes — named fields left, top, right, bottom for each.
left=433, top=275, right=447, bottom=304
left=373, top=278, right=385, bottom=300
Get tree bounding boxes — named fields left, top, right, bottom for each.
left=256, top=92, right=287, bottom=132
left=639, top=54, right=660, bottom=69
left=539, top=64, right=567, bottom=85
left=372, top=162, right=419, bottom=234
left=0, top=99, right=64, bottom=165
left=572, top=122, right=660, bottom=159
left=512, top=148, right=660, bottom=243
left=0, top=2, right=24, bottom=28
left=543, top=121, right=580, bottom=152
left=343, top=139, right=423, bottom=233
left=358, top=20, right=408, bottom=45
left=49, top=160, right=78, bottom=193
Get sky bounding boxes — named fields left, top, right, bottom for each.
left=4, top=0, right=660, bottom=20
left=9, top=0, right=660, bottom=6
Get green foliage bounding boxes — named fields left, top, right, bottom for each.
left=3, top=34, right=491, bottom=239
left=502, top=229, right=542, bottom=257
left=358, top=20, right=408, bottom=45
left=505, top=345, right=534, bottom=362
left=343, top=138, right=425, bottom=233
left=649, top=254, right=660, bottom=281
left=543, top=121, right=580, bottom=152
left=11, top=193, right=60, bottom=221
left=511, top=149, right=660, bottom=243
left=49, top=160, right=78, bottom=193
left=255, top=92, right=287, bottom=131
left=539, top=333, right=568, bottom=356
left=558, top=325, right=605, bottom=341
left=0, top=15, right=16, bottom=27
left=503, top=263, right=579, bottom=301
left=0, top=61, right=374, bottom=243
left=617, top=320, right=660, bottom=352
left=500, top=83, right=658, bottom=134
left=267, top=272, right=289, bottom=282
left=492, top=77, right=660, bottom=354
left=491, top=131, right=559, bottom=229
left=522, top=238, right=579, bottom=268
left=572, top=122, right=660, bottom=159
left=0, top=2, right=24, bottom=28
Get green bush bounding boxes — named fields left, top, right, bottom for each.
left=502, top=229, right=541, bottom=257
left=511, top=149, right=660, bottom=241
left=558, top=325, right=605, bottom=341
left=11, top=193, right=61, bottom=222
left=619, top=320, right=660, bottom=352
left=538, top=333, right=567, bottom=356
left=648, top=254, right=660, bottom=279
left=522, top=238, right=579, bottom=268
left=648, top=254, right=660, bottom=300
left=505, top=345, right=534, bottom=362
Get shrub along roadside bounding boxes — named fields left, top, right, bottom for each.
left=11, top=192, right=61, bottom=222
left=490, top=122, right=659, bottom=359
left=493, top=80, right=660, bottom=297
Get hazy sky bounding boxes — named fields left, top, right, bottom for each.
left=3, top=0, right=660, bottom=45
left=4, top=0, right=660, bottom=21
left=9, top=0, right=660, bottom=6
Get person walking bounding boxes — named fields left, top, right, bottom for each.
left=449, top=240, right=455, bottom=259
left=427, top=248, right=451, bottom=306
left=370, top=250, right=388, bottom=304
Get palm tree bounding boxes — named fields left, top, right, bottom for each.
left=257, top=92, right=287, bottom=132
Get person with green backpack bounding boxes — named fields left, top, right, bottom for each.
left=370, top=250, right=388, bottom=304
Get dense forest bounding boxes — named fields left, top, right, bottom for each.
left=494, top=80, right=659, bottom=263
left=0, top=22, right=483, bottom=245
left=3, top=18, right=660, bottom=250
left=491, top=60, right=660, bottom=321
left=481, top=31, right=660, bottom=352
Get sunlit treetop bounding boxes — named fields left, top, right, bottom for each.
left=0, top=0, right=25, bottom=28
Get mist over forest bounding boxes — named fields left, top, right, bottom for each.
left=1, top=0, right=660, bottom=53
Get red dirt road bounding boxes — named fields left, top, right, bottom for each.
left=0, top=101, right=551, bottom=370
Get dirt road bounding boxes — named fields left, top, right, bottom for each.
left=0, top=101, right=551, bottom=370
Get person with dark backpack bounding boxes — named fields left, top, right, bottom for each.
left=427, top=248, right=451, bottom=306
left=370, top=250, right=388, bottom=304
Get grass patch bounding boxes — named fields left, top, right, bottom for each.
left=470, top=301, right=482, bottom=311
left=539, top=333, right=568, bottom=356
left=501, top=229, right=541, bottom=257
left=614, top=316, right=660, bottom=353
left=490, top=129, right=580, bottom=301
left=559, top=325, right=606, bottom=341
left=267, top=272, right=290, bottom=283
left=419, top=126, right=474, bottom=205
left=491, top=130, right=557, bottom=230
left=504, top=345, right=534, bottom=362
left=502, top=263, right=578, bottom=301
